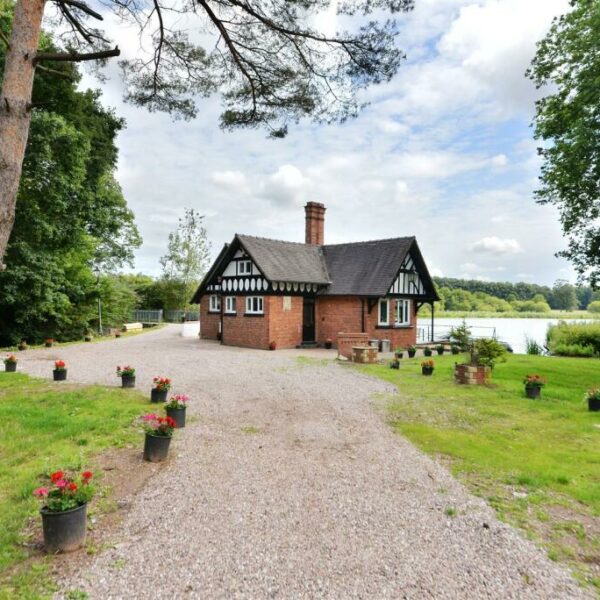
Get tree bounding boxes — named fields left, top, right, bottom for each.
left=0, top=0, right=413, bottom=269
left=159, top=208, right=211, bottom=311
left=551, top=279, right=578, bottom=311
left=528, top=0, right=600, bottom=284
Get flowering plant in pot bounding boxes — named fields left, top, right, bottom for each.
left=4, top=354, right=17, bottom=372
left=394, top=348, right=404, bottom=359
left=141, top=414, right=176, bottom=462
left=450, top=344, right=460, bottom=355
left=45, top=338, right=55, bottom=348
left=585, top=388, right=600, bottom=412
left=421, top=359, right=435, bottom=376
left=390, top=359, right=400, bottom=370
left=53, top=360, right=67, bottom=381
left=165, top=394, right=188, bottom=428
left=523, top=374, right=546, bottom=399
left=18, top=340, right=27, bottom=351
left=324, top=338, right=333, bottom=350
left=117, top=365, right=136, bottom=388
left=151, top=376, right=172, bottom=403
left=436, top=344, right=445, bottom=356
left=33, top=470, right=94, bottom=552
left=423, top=347, right=433, bottom=357
left=407, top=345, right=417, bottom=358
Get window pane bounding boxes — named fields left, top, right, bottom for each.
left=379, top=300, right=388, bottom=324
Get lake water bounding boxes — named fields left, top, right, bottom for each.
left=417, top=317, right=592, bottom=354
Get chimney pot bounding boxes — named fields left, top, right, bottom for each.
left=305, top=202, right=326, bottom=245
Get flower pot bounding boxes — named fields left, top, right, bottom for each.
left=525, top=385, right=541, bottom=399
left=423, top=349, right=433, bottom=357
left=121, top=375, right=136, bottom=388
left=408, top=349, right=416, bottom=358
left=40, top=503, right=87, bottom=553
left=18, top=344, right=27, bottom=352
left=143, top=433, right=172, bottom=462
left=45, top=342, right=53, bottom=348
left=436, top=348, right=444, bottom=356
left=53, top=369, right=67, bottom=381
left=395, top=352, right=403, bottom=359
left=390, top=361, right=400, bottom=370
left=151, top=388, right=168, bottom=403
left=84, top=337, right=92, bottom=342
left=422, top=366, right=434, bottom=376
left=166, top=406, right=186, bottom=428
left=589, top=397, right=600, bottom=412
left=451, top=347, right=460, bottom=355
left=5, top=362, right=17, bottom=372
left=324, top=341, right=333, bottom=350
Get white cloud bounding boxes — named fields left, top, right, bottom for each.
left=210, top=170, right=247, bottom=191
left=470, top=237, right=522, bottom=255
left=260, top=165, right=311, bottom=206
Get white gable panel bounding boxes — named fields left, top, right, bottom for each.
left=389, top=252, right=425, bottom=295
left=222, top=258, right=258, bottom=278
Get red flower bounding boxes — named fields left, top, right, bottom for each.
left=82, top=470, right=93, bottom=481
left=50, top=470, right=64, bottom=483
left=165, top=416, right=176, bottom=428
left=68, top=482, right=78, bottom=492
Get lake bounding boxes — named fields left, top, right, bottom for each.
left=417, top=317, right=593, bottom=354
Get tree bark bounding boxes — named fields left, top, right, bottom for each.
left=0, top=0, right=46, bottom=270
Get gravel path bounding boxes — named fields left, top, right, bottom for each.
left=17, top=325, right=590, bottom=599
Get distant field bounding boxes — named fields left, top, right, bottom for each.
left=361, top=354, right=600, bottom=591
left=419, top=310, right=600, bottom=320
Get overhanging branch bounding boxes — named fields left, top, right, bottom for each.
left=34, top=47, right=120, bottom=63
left=53, top=0, right=104, bottom=21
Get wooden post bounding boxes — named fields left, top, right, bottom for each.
left=430, top=301, right=434, bottom=342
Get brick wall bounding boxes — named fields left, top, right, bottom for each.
left=268, top=296, right=303, bottom=349
left=199, top=296, right=220, bottom=340
left=221, top=297, right=270, bottom=349
left=363, top=300, right=418, bottom=350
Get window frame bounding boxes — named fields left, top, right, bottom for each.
left=238, top=260, right=252, bottom=275
left=245, top=296, right=264, bottom=315
left=378, top=298, right=389, bottom=326
left=395, top=299, right=411, bottom=326
left=224, top=296, right=237, bottom=315
left=208, top=295, right=221, bottom=313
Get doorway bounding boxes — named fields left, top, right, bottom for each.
left=302, top=298, right=316, bottom=343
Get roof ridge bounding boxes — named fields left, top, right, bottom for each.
left=323, top=236, right=415, bottom=248
left=236, top=233, right=311, bottom=247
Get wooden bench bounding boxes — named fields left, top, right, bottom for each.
left=336, top=333, right=369, bottom=360
left=123, top=322, right=143, bottom=332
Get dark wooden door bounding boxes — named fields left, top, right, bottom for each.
left=302, top=298, right=316, bottom=342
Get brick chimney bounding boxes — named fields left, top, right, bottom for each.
left=305, top=202, right=326, bottom=245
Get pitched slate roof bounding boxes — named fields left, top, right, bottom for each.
left=237, top=235, right=330, bottom=285
left=321, top=237, right=414, bottom=296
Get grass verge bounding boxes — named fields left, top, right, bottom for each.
left=0, top=373, right=149, bottom=599
left=360, top=354, right=600, bottom=590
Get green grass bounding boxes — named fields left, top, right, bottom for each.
left=0, top=373, right=149, bottom=599
left=360, top=354, right=600, bottom=589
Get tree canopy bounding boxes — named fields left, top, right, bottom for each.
left=528, top=0, right=600, bottom=284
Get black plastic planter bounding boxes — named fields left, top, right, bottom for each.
left=45, top=342, right=53, bottom=348
left=451, top=347, right=460, bottom=355
left=5, top=362, right=16, bottom=372
left=390, top=361, right=400, bottom=370
left=422, top=366, right=434, bottom=376
left=143, top=433, right=172, bottom=462
left=525, top=386, right=541, bottom=399
left=151, top=388, right=168, bottom=403
left=121, top=375, right=136, bottom=388
left=40, top=503, right=87, bottom=553
left=589, top=397, right=600, bottom=412
left=53, top=369, right=67, bottom=381
left=436, top=348, right=444, bottom=356
left=423, top=349, right=433, bottom=357
left=166, top=406, right=186, bottom=428
left=324, top=341, right=333, bottom=350
left=395, top=352, right=403, bottom=360
left=408, top=350, right=416, bottom=358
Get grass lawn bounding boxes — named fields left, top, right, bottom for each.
left=0, top=372, right=149, bottom=599
left=360, top=353, right=600, bottom=591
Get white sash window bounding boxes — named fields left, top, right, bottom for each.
left=238, top=260, right=252, bottom=275
left=378, top=299, right=389, bottom=326
left=246, top=296, right=264, bottom=315
left=395, top=299, right=411, bottom=326
left=209, top=295, right=221, bottom=312
left=225, top=297, right=237, bottom=314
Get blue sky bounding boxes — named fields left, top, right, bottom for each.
left=79, top=0, right=573, bottom=285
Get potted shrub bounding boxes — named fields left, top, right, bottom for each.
left=454, top=338, right=507, bottom=385
left=269, top=341, right=277, bottom=351
left=585, top=388, right=600, bottom=412
left=84, top=333, right=93, bottom=342
left=45, top=338, right=55, bottom=348
left=53, top=360, right=67, bottom=381
left=423, top=347, right=433, bottom=357
left=151, top=376, right=172, bottom=403
left=141, top=414, right=176, bottom=462
left=115, top=331, right=121, bottom=338
left=165, top=394, right=188, bottom=428
left=394, top=348, right=404, bottom=359
left=407, top=345, right=417, bottom=358
left=390, top=359, right=400, bottom=370
left=421, top=359, right=434, bottom=376
left=117, top=365, right=136, bottom=388
left=436, top=344, right=445, bottom=356
left=32, top=470, right=94, bottom=552
left=4, top=354, right=17, bottom=372
left=450, top=344, right=460, bottom=355
left=18, top=340, right=27, bottom=351
left=523, top=374, right=546, bottom=399
left=324, top=338, right=333, bottom=350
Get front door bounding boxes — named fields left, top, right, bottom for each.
left=302, top=298, right=316, bottom=343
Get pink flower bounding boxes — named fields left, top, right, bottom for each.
left=142, top=413, right=159, bottom=421
left=55, top=479, right=67, bottom=489
left=33, top=487, right=48, bottom=498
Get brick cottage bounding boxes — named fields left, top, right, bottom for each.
left=192, top=203, right=439, bottom=350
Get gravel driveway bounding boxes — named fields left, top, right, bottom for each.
left=17, top=325, right=589, bottom=599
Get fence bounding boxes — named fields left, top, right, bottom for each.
left=131, top=309, right=200, bottom=323
left=417, top=324, right=497, bottom=344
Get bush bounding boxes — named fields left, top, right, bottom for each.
left=470, top=338, right=507, bottom=369
left=547, top=321, right=600, bottom=356
left=525, top=337, right=543, bottom=355
left=587, top=300, right=600, bottom=313
left=511, top=300, right=551, bottom=313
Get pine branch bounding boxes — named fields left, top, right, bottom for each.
left=35, top=63, right=76, bottom=79
left=34, top=47, right=120, bottom=63
left=53, top=0, right=104, bottom=21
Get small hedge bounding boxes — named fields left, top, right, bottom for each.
left=547, top=321, right=600, bottom=357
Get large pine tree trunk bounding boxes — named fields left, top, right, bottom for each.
left=0, top=0, right=45, bottom=270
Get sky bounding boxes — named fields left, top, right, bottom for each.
left=77, top=0, right=573, bottom=285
